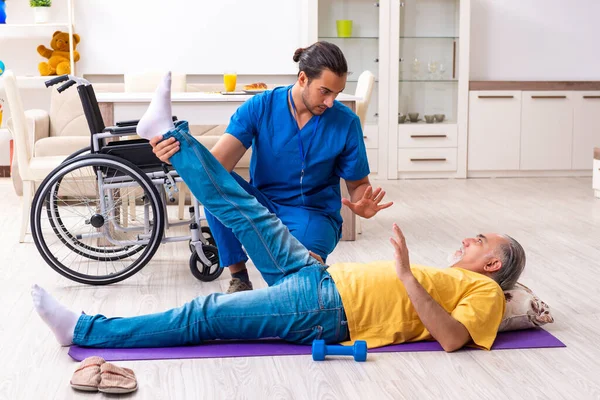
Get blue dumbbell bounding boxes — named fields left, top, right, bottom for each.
left=312, top=340, right=368, bottom=362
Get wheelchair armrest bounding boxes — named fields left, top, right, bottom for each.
left=103, top=126, right=138, bottom=135
left=115, top=119, right=140, bottom=127
left=115, top=116, right=178, bottom=128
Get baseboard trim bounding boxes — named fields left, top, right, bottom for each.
left=468, top=170, right=593, bottom=178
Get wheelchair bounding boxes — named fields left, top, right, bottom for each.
left=30, top=75, right=223, bottom=285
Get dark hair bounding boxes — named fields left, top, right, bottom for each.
left=492, top=235, right=526, bottom=290
left=293, top=41, right=348, bottom=81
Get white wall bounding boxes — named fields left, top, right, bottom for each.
left=75, top=0, right=306, bottom=76
left=470, top=0, right=600, bottom=81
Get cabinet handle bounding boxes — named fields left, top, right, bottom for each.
left=374, top=2, right=380, bottom=7
left=478, top=95, right=514, bottom=99
left=531, top=95, right=567, bottom=99
left=410, top=135, right=447, bottom=138
left=410, top=158, right=447, bottom=162
left=583, top=96, right=600, bottom=99
left=374, top=58, right=379, bottom=63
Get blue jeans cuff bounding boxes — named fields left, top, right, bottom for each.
left=72, top=314, right=93, bottom=344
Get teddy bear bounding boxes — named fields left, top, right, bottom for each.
left=37, top=31, right=81, bottom=76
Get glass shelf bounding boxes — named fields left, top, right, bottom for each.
left=400, top=36, right=458, bottom=39
left=0, top=23, right=72, bottom=39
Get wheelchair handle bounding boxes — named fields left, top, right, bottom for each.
left=45, top=75, right=91, bottom=92
left=57, top=80, right=77, bottom=93
left=44, top=75, right=70, bottom=88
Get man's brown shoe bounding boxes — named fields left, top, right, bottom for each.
left=226, top=278, right=253, bottom=294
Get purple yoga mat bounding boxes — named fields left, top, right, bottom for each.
left=68, top=328, right=565, bottom=362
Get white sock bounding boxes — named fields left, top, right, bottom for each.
left=31, top=284, right=79, bottom=346
left=136, top=71, right=175, bottom=141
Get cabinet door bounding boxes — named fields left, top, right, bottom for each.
left=467, top=91, right=521, bottom=171
left=572, top=92, right=600, bottom=170
left=520, top=91, right=573, bottom=170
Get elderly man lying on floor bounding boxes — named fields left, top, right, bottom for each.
left=32, top=73, right=526, bottom=352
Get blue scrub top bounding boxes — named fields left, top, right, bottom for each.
left=226, top=85, right=370, bottom=228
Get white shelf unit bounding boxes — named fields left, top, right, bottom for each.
left=313, top=0, right=391, bottom=178
left=310, top=0, right=470, bottom=180
left=0, top=23, right=71, bottom=38
left=389, top=0, right=470, bottom=179
left=0, top=128, right=12, bottom=167
left=0, top=0, right=76, bottom=83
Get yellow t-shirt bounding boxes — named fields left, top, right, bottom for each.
left=327, top=262, right=505, bottom=350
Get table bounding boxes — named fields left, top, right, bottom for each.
left=96, top=92, right=360, bottom=241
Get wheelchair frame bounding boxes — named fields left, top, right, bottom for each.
left=29, top=75, right=223, bottom=285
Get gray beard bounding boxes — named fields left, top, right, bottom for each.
left=447, top=246, right=465, bottom=267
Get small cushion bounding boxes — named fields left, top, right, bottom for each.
left=34, top=136, right=90, bottom=157
left=49, top=87, right=89, bottom=137
left=499, top=283, right=554, bottom=332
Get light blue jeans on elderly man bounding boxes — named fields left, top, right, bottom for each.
left=72, top=121, right=349, bottom=348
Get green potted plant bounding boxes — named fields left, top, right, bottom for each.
left=30, top=0, right=51, bottom=24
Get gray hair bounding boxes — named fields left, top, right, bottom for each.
left=492, top=235, right=526, bottom=291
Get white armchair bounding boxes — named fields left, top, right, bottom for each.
left=3, top=70, right=78, bottom=242
left=10, top=80, right=89, bottom=196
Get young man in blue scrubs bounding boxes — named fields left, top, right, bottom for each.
left=153, top=42, right=392, bottom=293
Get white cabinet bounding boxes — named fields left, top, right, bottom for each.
left=573, top=92, right=600, bottom=170
left=520, top=91, right=573, bottom=171
left=468, top=89, right=600, bottom=176
left=467, top=91, right=521, bottom=171
left=388, top=0, right=470, bottom=179
left=315, top=0, right=390, bottom=177
left=311, top=0, right=470, bottom=180
left=397, top=148, right=457, bottom=172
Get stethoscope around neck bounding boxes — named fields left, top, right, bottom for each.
left=288, top=88, right=320, bottom=205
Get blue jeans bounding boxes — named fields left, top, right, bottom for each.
left=73, top=121, right=349, bottom=348
left=205, top=176, right=340, bottom=267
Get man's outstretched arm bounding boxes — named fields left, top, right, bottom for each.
left=389, top=224, right=471, bottom=352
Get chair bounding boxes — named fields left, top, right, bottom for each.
left=355, top=70, right=375, bottom=128
left=353, top=70, right=375, bottom=235
left=3, top=70, right=71, bottom=242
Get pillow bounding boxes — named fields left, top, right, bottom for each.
left=498, top=283, right=554, bottom=332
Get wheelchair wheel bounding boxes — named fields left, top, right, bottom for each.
left=46, top=176, right=145, bottom=261
left=45, top=146, right=138, bottom=259
left=189, top=245, right=222, bottom=282
left=64, top=146, right=91, bottom=162
left=31, top=154, right=165, bottom=285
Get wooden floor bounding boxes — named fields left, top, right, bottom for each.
left=1, top=176, right=599, bottom=400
